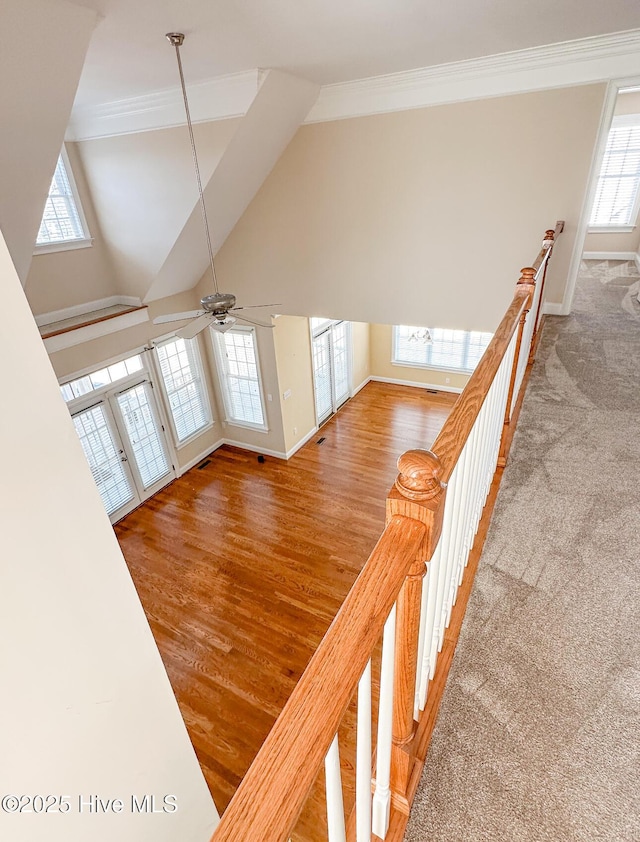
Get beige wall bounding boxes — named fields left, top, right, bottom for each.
left=77, top=118, right=240, bottom=300
left=214, top=84, right=606, bottom=331
left=369, top=323, right=469, bottom=392
left=351, top=321, right=371, bottom=391
left=0, top=230, right=219, bottom=841
left=25, top=142, right=120, bottom=315
left=273, top=316, right=316, bottom=454
left=583, top=228, right=640, bottom=253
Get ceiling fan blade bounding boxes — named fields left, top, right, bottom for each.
left=176, top=313, right=214, bottom=339
left=235, top=314, right=275, bottom=329
left=153, top=310, right=205, bottom=325
left=229, top=303, right=282, bottom=311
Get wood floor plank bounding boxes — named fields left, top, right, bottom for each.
left=115, top=381, right=456, bottom=838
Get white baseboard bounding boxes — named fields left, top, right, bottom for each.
left=35, top=295, right=142, bottom=327
left=285, top=425, right=319, bottom=459
left=542, top=302, right=566, bottom=316
left=223, top=438, right=288, bottom=460
left=582, top=251, right=637, bottom=262
left=352, top=376, right=371, bottom=397
left=178, top=440, right=224, bottom=476
left=370, top=375, right=463, bottom=394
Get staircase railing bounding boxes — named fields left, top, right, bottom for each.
left=211, top=222, right=564, bottom=842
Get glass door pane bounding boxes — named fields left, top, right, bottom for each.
left=332, top=322, right=350, bottom=408
left=114, top=381, right=172, bottom=495
left=72, top=403, right=137, bottom=519
left=312, top=330, right=333, bottom=424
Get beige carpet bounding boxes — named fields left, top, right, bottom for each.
left=405, top=260, right=640, bottom=841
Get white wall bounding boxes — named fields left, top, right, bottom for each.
left=0, top=0, right=97, bottom=284
left=0, top=231, right=219, bottom=840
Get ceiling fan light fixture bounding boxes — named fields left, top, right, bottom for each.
left=210, top=317, right=237, bottom=333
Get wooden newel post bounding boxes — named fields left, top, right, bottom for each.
left=498, top=267, right=535, bottom=467
left=385, top=449, right=446, bottom=811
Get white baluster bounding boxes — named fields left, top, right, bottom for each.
left=372, top=605, right=396, bottom=840
left=356, top=661, right=372, bottom=842
left=418, top=539, right=441, bottom=708
left=325, top=734, right=346, bottom=842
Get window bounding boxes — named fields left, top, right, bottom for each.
left=36, top=147, right=91, bottom=252
left=155, top=336, right=211, bottom=444
left=393, top=326, right=493, bottom=373
left=60, top=354, right=143, bottom=402
left=212, top=327, right=266, bottom=429
left=590, top=115, right=640, bottom=230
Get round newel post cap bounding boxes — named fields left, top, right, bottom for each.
left=395, top=449, right=446, bottom=501
left=518, top=267, right=536, bottom=286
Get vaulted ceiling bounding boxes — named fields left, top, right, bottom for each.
left=68, top=0, right=640, bottom=110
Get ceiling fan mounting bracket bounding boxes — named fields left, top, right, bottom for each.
left=166, top=33, right=185, bottom=47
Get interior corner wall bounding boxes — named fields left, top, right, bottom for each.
left=273, top=316, right=317, bottom=454
left=350, top=321, right=371, bottom=391
left=0, top=232, right=218, bottom=841
left=201, top=320, right=287, bottom=456
left=25, top=142, right=121, bottom=315
left=214, top=83, right=606, bottom=331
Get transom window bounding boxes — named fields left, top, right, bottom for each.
left=60, top=354, right=144, bottom=402
left=590, top=115, right=640, bottom=230
left=155, top=336, right=211, bottom=444
left=36, top=147, right=91, bottom=252
left=212, top=327, right=266, bottom=429
left=393, top=326, right=493, bottom=373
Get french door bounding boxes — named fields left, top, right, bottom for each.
left=312, top=320, right=351, bottom=425
left=72, top=378, right=175, bottom=522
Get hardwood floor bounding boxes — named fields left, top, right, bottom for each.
left=115, top=381, right=456, bottom=836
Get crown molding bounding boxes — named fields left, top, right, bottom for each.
left=305, top=29, right=640, bottom=123
left=67, top=70, right=261, bottom=141
left=66, top=29, right=640, bottom=140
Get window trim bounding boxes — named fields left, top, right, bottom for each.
left=392, top=325, right=493, bottom=375
left=34, top=145, right=93, bottom=255
left=211, top=325, right=269, bottom=432
left=588, top=113, right=640, bottom=232
left=152, top=334, right=214, bottom=449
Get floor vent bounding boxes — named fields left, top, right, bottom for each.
left=426, top=388, right=439, bottom=394
left=197, top=459, right=211, bottom=469
left=317, top=437, right=326, bottom=444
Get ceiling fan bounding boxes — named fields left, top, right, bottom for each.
left=154, top=33, right=278, bottom=340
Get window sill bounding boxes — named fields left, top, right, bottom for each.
left=587, top=226, right=636, bottom=234
left=174, top=421, right=215, bottom=450
left=223, top=419, right=269, bottom=434
left=391, top=360, right=473, bottom=376
left=34, top=237, right=93, bottom=255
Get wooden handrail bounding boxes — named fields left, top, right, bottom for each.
left=212, top=515, right=426, bottom=842
left=428, top=289, right=530, bottom=483
left=211, top=222, right=564, bottom=842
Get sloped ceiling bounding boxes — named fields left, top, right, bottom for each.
left=0, top=0, right=97, bottom=283
left=77, top=69, right=318, bottom=303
